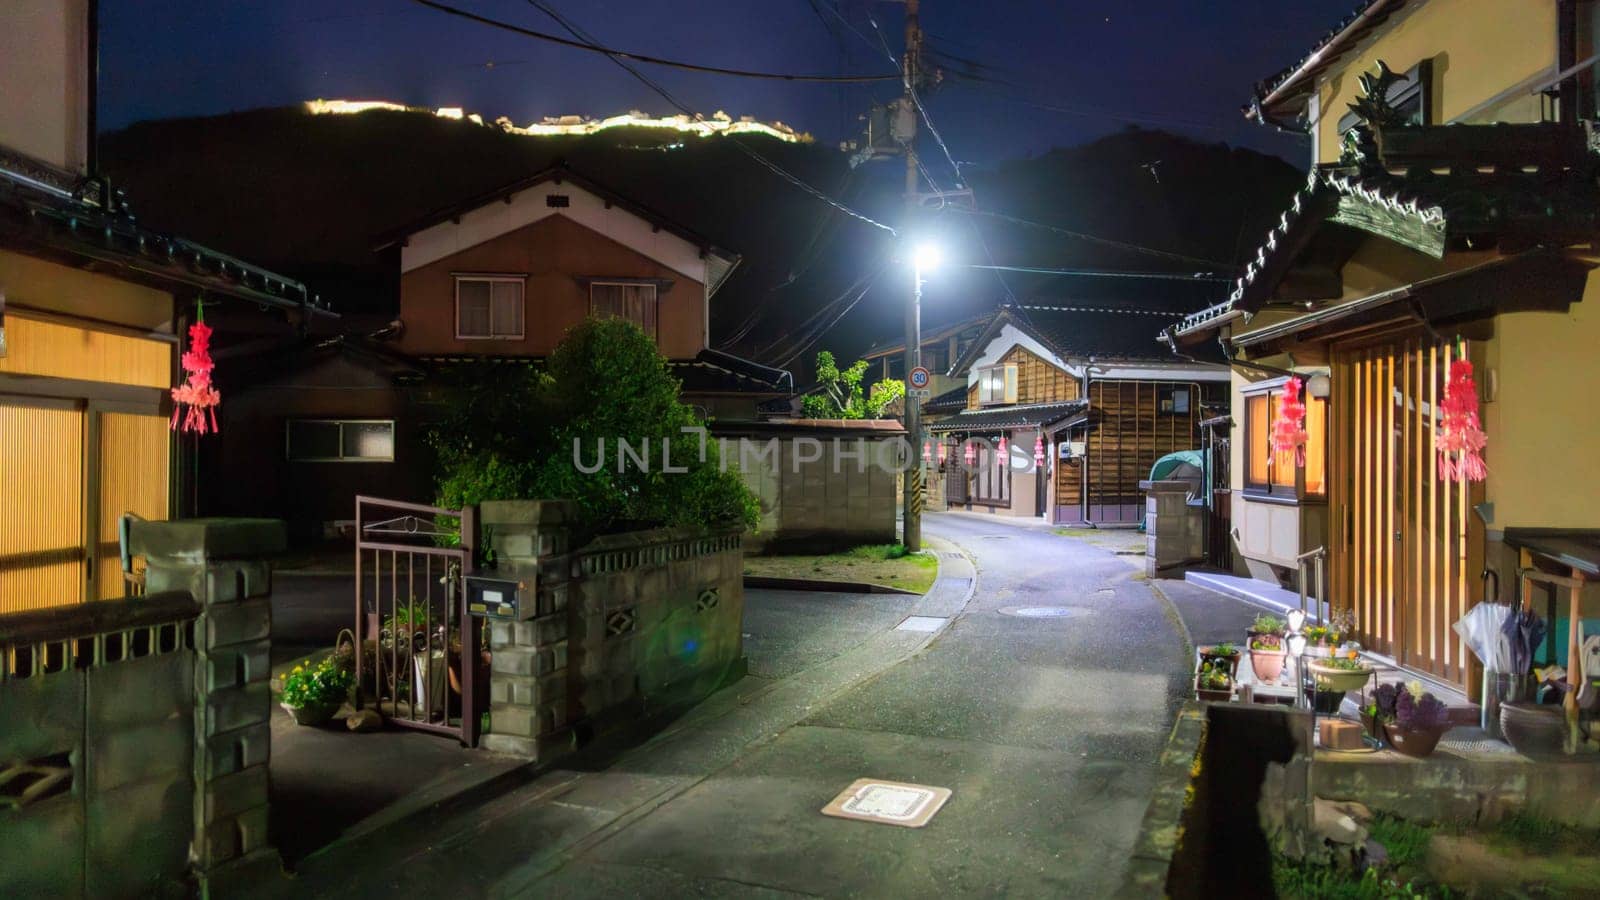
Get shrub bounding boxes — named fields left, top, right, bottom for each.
left=427, top=318, right=758, bottom=533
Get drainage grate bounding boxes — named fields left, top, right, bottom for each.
left=997, top=606, right=1091, bottom=619
left=941, top=551, right=965, bottom=559
left=821, top=778, right=952, bottom=828
left=896, top=616, right=948, bottom=633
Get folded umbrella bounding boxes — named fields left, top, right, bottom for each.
left=1455, top=601, right=1515, bottom=672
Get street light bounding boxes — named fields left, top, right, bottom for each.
left=912, top=242, right=942, bottom=272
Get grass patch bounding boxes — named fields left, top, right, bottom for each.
left=1483, top=812, right=1600, bottom=857
left=1271, top=858, right=1447, bottom=900
left=1370, top=814, right=1433, bottom=868
left=744, top=544, right=937, bottom=594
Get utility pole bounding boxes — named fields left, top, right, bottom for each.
left=899, top=0, right=923, bottom=552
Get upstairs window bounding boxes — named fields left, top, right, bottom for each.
left=1159, top=386, right=1191, bottom=415
left=590, top=282, right=659, bottom=337
left=455, top=275, right=525, bottom=340
left=286, top=420, right=395, bottom=462
left=976, top=364, right=1017, bottom=405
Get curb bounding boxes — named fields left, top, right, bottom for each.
left=743, top=575, right=919, bottom=595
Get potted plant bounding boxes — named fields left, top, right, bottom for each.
left=281, top=656, right=355, bottom=726
left=1247, top=613, right=1287, bottom=682
left=1303, top=625, right=1332, bottom=657
left=1307, top=651, right=1375, bottom=694
left=1362, top=681, right=1450, bottom=758
left=1195, top=660, right=1234, bottom=702
left=1198, top=642, right=1241, bottom=678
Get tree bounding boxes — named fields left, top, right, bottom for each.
left=428, top=318, right=758, bottom=533
left=800, top=350, right=903, bottom=419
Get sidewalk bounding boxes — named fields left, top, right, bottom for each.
left=253, top=541, right=977, bottom=897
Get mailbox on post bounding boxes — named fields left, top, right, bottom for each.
left=464, top=575, right=533, bottom=620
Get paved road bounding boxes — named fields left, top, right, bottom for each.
left=261, top=516, right=1192, bottom=898
left=561, top=514, right=1190, bottom=898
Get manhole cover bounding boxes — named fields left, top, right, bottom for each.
left=821, top=778, right=952, bottom=828
left=997, top=606, right=1091, bottom=619
left=896, top=615, right=948, bottom=633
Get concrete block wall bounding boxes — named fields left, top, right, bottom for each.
left=1145, top=480, right=1205, bottom=575
left=0, top=592, right=200, bottom=899
left=132, top=517, right=286, bottom=892
left=735, top=434, right=901, bottom=552
left=477, top=500, right=745, bottom=761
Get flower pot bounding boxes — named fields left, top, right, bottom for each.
left=1194, top=678, right=1233, bottom=702
left=1303, top=687, right=1345, bottom=714
left=282, top=699, right=340, bottom=727
left=1383, top=721, right=1445, bottom=758
left=1249, top=647, right=1286, bottom=682
left=1307, top=660, right=1375, bottom=694
left=1197, top=649, right=1240, bottom=678
left=1360, top=711, right=1385, bottom=743
left=1500, top=702, right=1567, bottom=760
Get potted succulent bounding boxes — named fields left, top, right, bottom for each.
left=1362, top=681, right=1450, bottom=758
left=1195, top=660, right=1234, bottom=702
left=1247, top=613, right=1287, bottom=682
left=280, top=656, right=355, bottom=726
left=1198, top=642, right=1241, bottom=678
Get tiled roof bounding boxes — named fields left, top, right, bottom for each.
left=672, top=348, right=793, bottom=394
left=1014, top=303, right=1200, bottom=362
left=1172, top=128, right=1600, bottom=339
left=927, top=399, right=1088, bottom=433
left=922, top=384, right=969, bottom=413
left=1248, top=1, right=1414, bottom=125
left=0, top=152, right=331, bottom=315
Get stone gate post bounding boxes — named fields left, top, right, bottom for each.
left=130, top=517, right=285, bottom=894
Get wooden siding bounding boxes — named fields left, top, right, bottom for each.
left=966, top=346, right=1078, bottom=410
left=1083, top=381, right=1202, bottom=521
left=0, top=398, right=84, bottom=613
left=95, top=412, right=169, bottom=600
left=0, top=314, right=171, bottom=389
left=1331, top=337, right=1481, bottom=690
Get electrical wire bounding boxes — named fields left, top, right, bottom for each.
left=967, top=265, right=1232, bottom=282
left=520, top=0, right=896, bottom=234
left=955, top=207, right=1235, bottom=270
left=410, top=0, right=901, bottom=82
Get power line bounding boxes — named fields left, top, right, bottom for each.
left=410, top=0, right=901, bottom=82
left=520, top=0, right=895, bottom=234
left=967, top=265, right=1232, bottom=282
left=863, top=8, right=962, bottom=186
left=955, top=207, right=1236, bottom=270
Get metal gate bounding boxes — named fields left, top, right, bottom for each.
left=354, top=496, right=480, bottom=746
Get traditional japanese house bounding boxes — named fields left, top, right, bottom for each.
left=0, top=0, right=329, bottom=613
left=1165, top=0, right=1600, bottom=694
left=208, top=165, right=790, bottom=541
left=931, top=302, right=1228, bottom=523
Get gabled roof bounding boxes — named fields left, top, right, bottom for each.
left=1170, top=121, right=1600, bottom=344
left=0, top=149, right=332, bottom=316
left=1246, top=0, right=1416, bottom=128
left=672, top=348, right=793, bottom=394
left=376, top=163, right=737, bottom=265
left=949, top=298, right=1216, bottom=377
left=860, top=310, right=995, bottom=361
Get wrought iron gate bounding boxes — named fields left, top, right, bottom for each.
left=354, top=496, right=480, bottom=746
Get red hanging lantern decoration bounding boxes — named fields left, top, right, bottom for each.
left=923, top=440, right=933, bottom=462
left=1437, top=344, right=1487, bottom=483
left=996, top=434, right=1008, bottom=455
left=963, top=439, right=976, bottom=465
left=171, top=305, right=221, bottom=435
left=1270, top=376, right=1308, bottom=467
left=1033, top=434, right=1045, bottom=465
left=937, top=441, right=948, bottom=463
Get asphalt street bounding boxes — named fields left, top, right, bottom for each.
left=259, top=513, right=1194, bottom=898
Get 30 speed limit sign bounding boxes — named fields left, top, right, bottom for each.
left=909, top=366, right=931, bottom=390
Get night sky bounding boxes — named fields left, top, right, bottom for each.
left=99, top=0, right=1361, bottom=167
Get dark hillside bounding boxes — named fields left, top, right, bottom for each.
left=100, top=108, right=1301, bottom=370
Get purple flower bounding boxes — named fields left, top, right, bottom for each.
left=1397, top=690, right=1450, bottom=731
left=1373, top=682, right=1400, bottom=720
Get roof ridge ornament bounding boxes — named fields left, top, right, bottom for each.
left=1340, top=60, right=1406, bottom=167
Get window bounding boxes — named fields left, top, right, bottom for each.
left=455, top=276, right=524, bottom=339
left=1159, top=386, right=1190, bottom=415
left=287, top=420, right=395, bottom=462
left=1243, top=380, right=1325, bottom=498
left=590, top=282, right=658, bottom=337
left=977, top=365, right=1017, bottom=405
